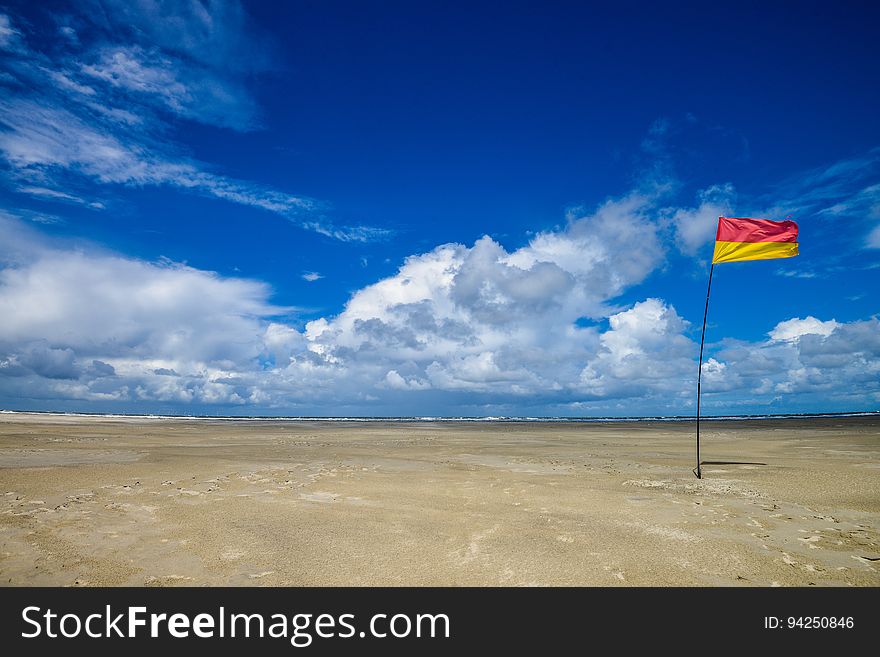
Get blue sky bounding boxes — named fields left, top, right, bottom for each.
left=0, top=0, right=878, bottom=416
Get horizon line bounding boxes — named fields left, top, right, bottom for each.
left=2, top=409, right=878, bottom=422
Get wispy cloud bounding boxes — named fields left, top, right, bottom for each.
left=868, top=224, right=880, bottom=249
left=16, top=185, right=103, bottom=208
left=759, top=148, right=880, bottom=246
left=0, top=6, right=390, bottom=242
left=301, top=271, right=323, bottom=282
left=302, top=221, right=395, bottom=243
left=0, top=13, right=22, bottom=50
left=0, top=207, right=64, bottom=226
left=774, top=268, right=817, bottom=279
left=782, top=150, right=880, bottom=211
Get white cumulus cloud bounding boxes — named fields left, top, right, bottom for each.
left=1, top=201, right=878, bottom=414
left=669, top=184, right=735, bottom=255
left=769, top=316, right=839, bottom=342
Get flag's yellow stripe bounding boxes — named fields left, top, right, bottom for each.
left=712, top=240, right=799, bottom=264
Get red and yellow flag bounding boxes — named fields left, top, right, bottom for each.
left=712, top=217, right=799, bottom=264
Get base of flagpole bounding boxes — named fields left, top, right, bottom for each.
left=693, top=467, right=702, bottom=479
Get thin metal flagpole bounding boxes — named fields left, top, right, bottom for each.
left=694, top=263, right=715, bottom=479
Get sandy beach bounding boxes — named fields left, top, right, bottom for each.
left=0, top=413, right=877, bottom=587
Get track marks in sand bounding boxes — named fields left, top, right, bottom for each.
left=145, top=575, right=194, bottom=586
left=624, top=522, right=701, bottom=543
left=622, top=475, right=880, bottom=584
left=451, top=525, right=500, bottom=565
left=0, top=448, right=144, bottom=467
left=624, top=477, right=767, bottom=500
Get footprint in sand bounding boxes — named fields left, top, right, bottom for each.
left=300, top=491, right=339, bottom=503
left=144, top=575, right=194, bottom=586
left=220, top=548, right=246, bottom=561
left=248, top=571, right=274, bottom=579
left=797, top=535, right=821, bottom=549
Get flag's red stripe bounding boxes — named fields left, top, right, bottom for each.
left=716, top=217, right=798, bottom=243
